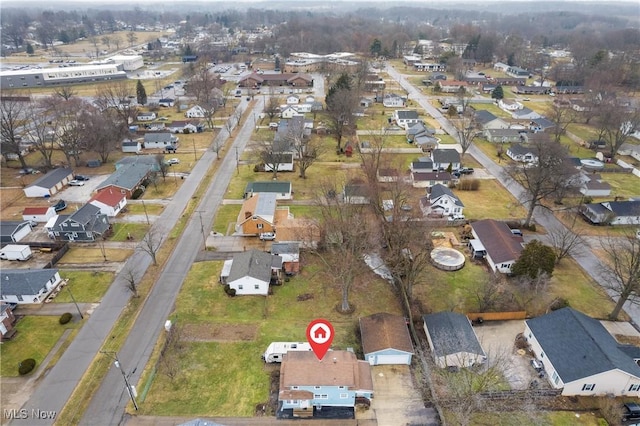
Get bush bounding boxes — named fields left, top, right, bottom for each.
left=457, top=178, right=480, bottom=191
left=59, top=312, right=73, bottom=324
left=223, top=284, right=236, bottom=297
left=18, top=358, right=36, bottom=375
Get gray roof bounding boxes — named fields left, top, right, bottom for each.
left=475, top=110, right=499, bottom=125
left=396, top=110, right=419, bottom=120
left=255, top=192, right=277, bottom=216
left=27, top=167, right=73, bottom=190
left=512, top=107, right=540, bottom=119
left=423, top=312, right=485, bottom=357
left=606, top=200, right=640, bottom=217
left=144, top=133, right=177, bottom=144
left=59, top=204, right=110, bottom=234
left=1, top=269, right=59, bottom=297
left=432, top=149, right=460, bottom=163
left=526, top=308, right=640, bottom=382
left=270, top=242, right=300, bottom=256
left=429, top=184, right=464, bottom=207
left=1, top=221, right=31, bottom=238
left=227, top=250, right=281, bottom=284
left=245, top=181, right=292, bottom=195
left=531, top=117, right=555, bottom=129
left=485, top=129, right=525, bottom=138
left=508, top=143, right=538, bottom=156
left=116, top=155, right=160, bottom=169
left=412, top=161, right=433, bottom=170
left=97, top=162, right=153, bottom=192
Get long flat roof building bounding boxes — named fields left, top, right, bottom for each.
left=0, top=64, right=126, bottom=89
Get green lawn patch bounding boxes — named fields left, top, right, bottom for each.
left=0, top=316, right=79, bottom=377
left=456, top=179, right=526, bottom=221
left=213, top=204, right=241, bottom=234
left=600, top=173, right=640, bottom=199
left=287, top=205, right=322, bottom=219
left=53, top=271, right=114, bottom=303
left=125, top=202, right=164, bottom=216
left=110, top=223, right=150, bottom=242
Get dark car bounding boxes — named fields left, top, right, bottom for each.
left=623, top=402, right=640, bottom=421
left=74, top=175, right=90, bottom=181
left=459, top=168, right=475, bottom=175
left=53, top=200, right=67, bottom=212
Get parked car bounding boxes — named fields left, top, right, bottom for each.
left=68, top=180, right=85, bottom=186
left=167, top=158, right=180, bottom=165
left=259, top=232, right=276, bottom=241
left=623, top=402, right=640, bottom=421
left=74, top=175, right=90, bottom=181
left=459, top=168, right=475, bottom=175
left=19, top=168, right=38, bottom=175
left=53, top=200, right=67, bottom=211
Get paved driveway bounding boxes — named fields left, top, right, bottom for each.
left=365, top=365, right=437, bottom=426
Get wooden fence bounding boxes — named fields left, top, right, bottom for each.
left=466, top=311, right=527, bottom=321
left=479, top=389, right=561, bottom=400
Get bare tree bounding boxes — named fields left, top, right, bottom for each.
left=126, top=31, right=138, bottom=47
left=472, top=275, right=504, bottom=312
left=450, top=110, right=478, bottom=158
left=89, top=36, right=101, bottom=58
left=548, top=98, right=577, bottom=143
left=506, top=136, right=578, bottom=227
left=264, top=94, right=280, bottom=121
left=185, top=62, right=224, bottom=130
left=54, top=86, right=77, bottom=101
left=101, top=35, right=112, bottom=52
left=42, top=96, right=87, bottom=167
left=599, top=231, right=640, bottom=320
left=138, top=227, right=163, bottom=265
left=23, top=99, right=56, bottom=169
left=294, top=136, right=324, bottom=179
left=0, top=93, right=29, bottom=168
left=121, top=265, right=140, bottom=297
left=94, top=81, right=137, bottom=131
left=158, top=323, right=186, bottom=382
left=155, top=154, right=168, bottom=181
left=79, top=106, right=124, bottom=163
left=546, top=222, right=585, bottom=264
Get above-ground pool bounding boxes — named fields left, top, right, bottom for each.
left=580, top=159, right=605, bottom=171
left=431, top=247, right=465, bottom=271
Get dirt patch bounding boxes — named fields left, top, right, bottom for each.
left=182, top=323, right=257, bottom=342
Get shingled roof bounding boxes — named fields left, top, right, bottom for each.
left=359, top=313, right=413, bottom=355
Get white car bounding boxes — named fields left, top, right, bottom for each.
left=259, top=232, right=276, bottom=241
left=167, top=158, right=180, bottom=165
left=68, top=180, right=85, bottom=186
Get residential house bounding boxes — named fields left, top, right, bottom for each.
left=185, top=105, right=206, bottom=118
left=96, top=156, right=159, bottom=198
left=438, top=80, right=469, bottom=93
left=359, top=313, right=414, bottom=365
left=278, top=351, right=373, bottom=419
left=410, top=160, right=434, bottom=173
left=22, top=206, right=56, bottom=223
left=238, top=72, right=313, bottom=88
left=220, top=250, right=282, bottom=296
left=0, top=221, right=32, bottom=244
left=281, top=105, right=303, bottom=119
left=420, top=184, right=464, bottom=217
left=580, top=200, right=640, bottom=225
left=411, top=171, right=452, bottom=189
left=50, top=204, right=110, bottom=242
left=512, top=107, right=542, bottom=120
left=618, top=143, right=640, bottom=162
left=406, top=122, right=436, bottom=143
left=286, top=95, right=300, bottom=105
left=393, top=110, right=422, bottom=130
left=158, top=98, right=175, bottom=107
left=506, top=66, right=529, bottom=78
left=235, top=192, right=285, bottom=235
left=359, top=98, right=374, bottom=108
left=494, top=77, right=527, bottom=86
left=136, top=112, right=157, bottom=121
left=571, top=100, right=591, bottom=113
left=89, top=189, right=127, bottom=217
left=529, top=117, right=555, bottom=133
left=0, top=303, right=16, bottom=340
left=23, top=167, right=74, bottom=198
left=244, top=181, right=293, bottom=201
left=514, top=86, right=549, bottom=95
left=524, top=307, right=640, bottom=396
left=122, top=140, right=142, bottom=154
left=382, top=93, right=406, bottom=108
left=507, top=144, right=539, bottom=163
left=423, top=311, right=486, bottom=369
left=474, top=110, right=508, bottom=130
left=493, top=62, right=509, bottom=72
left=143, top=133, right=179, bottom=150
left=414, top=62, right=446, bottom=72
left=483, top=129, right=525, bottom=144
left=0, top=269, right=62, bottom=304
left=270, top=242, right=300, bottom=275
left=498, top=99, right=523, bottom=112
left=166, top=120, right=199, bottom=134
left=431, top=149, right=461, bottom=171
left=343, top=181, right=370, bottom=204
left=579, top=174, right=611, bottom=198
left=264, top=153, right=295, bottom=172
left=470, top=219, right=524, bottom=273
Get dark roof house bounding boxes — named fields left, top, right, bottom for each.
left=423, top=311, right=486, bottom=369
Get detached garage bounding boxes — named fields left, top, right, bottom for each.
left=23, top=167, right=73, bottom=198
left=359, top=312, right=414, bottom=365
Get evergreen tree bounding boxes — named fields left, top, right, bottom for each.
left=512, top=240, right=556, bottom=279
left=136, top=80, right=147, bottom=106
left=491, top=85, right=504, bottom=100
left=26, top=43, right=34, bottom=55
left=370, top=38, right=382, bottom=57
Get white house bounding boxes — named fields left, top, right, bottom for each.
left=431, top=149, right=461, bottom=171
left=185, top=105, right=207, bottom=118
left=393, top=110, right=422, bottom=130
left=89, top=189, right=127, bottom=217
left=382, top=93, right=406, bottom=108
left=475, top=110, right=509, bottom=130
left=136, top=112, right=157, bottom=122
left=220, top=250, right=282, bottom=296
left=286, top=95, right=300, bottom=105
left=23, top=167, right=74, bottom=198
left=122, top=140, right=142, bottom=153
left=0, top=269, right=63, bottom=304
left=420, top=184, right=464, bottom=217
left=470, top=219, right=523, bottom=274
left=22, top=206, right=56, bottom=223
left=0, top=221, right=32, bottom=244
left=579, top=173, right=612, bottom=198
left=167, top=121, right=198, bottom=134
left=280, top=105, right=303, bottom=119
left=143, top=133, right=178, bottom=150
left=507, top=144, right=539, bottom=163
left=360, top=313, right=414, bottom=365
left=498, top=99, right=523, bottom=112
left=524, top=307, right=640, bottom=397
left=423, top=312, right=486, bottom=369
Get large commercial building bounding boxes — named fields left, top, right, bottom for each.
left=92, top=54, right=144, bottom=71
left=0, top=64, right=126, bottom=89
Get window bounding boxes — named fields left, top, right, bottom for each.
left=340, top=393, right=348, bottom=399
left=314, top=394, right=328, bottom=399
left=257, top=224, right=263, bottom=229
left=629, top=384, right=640, bottom=392
left=338, top=386, right=345, bottom=389
left=540, top=352, right=544, bottom=358
left=551, top=371, right=559, bottom=385
left=314, top=386, right=321, bottom=390
left=254, top=284, right=259, bottom=290
left=292, top=386, right=299, bottom=390
left=238, top=285, right=243, bottom=290
left=581, top=383, right=595, bottom=391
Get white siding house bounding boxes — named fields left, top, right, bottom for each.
left=0, top=269, right=62, bottom=304
left=23, top=167, right=74, bottom=198
left=221, top=250, right=282, bottom=296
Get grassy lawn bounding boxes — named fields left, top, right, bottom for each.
left=125, top=202, right=164, bottom=216
left=462, top=410, right=602, bottom=425
left=53, top=271, right=114, bottom=303
left=567, top=123, right=599, bottom=142
left=287, top=205, right=322, bottom=219
left=600, top=173, right=640, bottom=199
left=0, top=316, right=80, bottom=377
left=456, top=180, right=526, bottom=221
left=142, top=255, right=403, bottom=416
left=469, top=102, right=511, bottom=119
left=110, top=223, right=150, bottom=242
left=213, top=204, right=241, bottom=234
left=59, top=247, right=133, bottom=263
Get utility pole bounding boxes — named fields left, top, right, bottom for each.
left=192, top=137, right=197, bottom=161
left=141, top=200, right=150, bottom=225
left=235, top=146, right=239, bottom=175
left=66, top=283, right=83, bottom=319
left=100, top=351, right=139, bottom=411
left=195, top=210, right=206, bottom=249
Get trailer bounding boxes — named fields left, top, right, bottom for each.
left=0, top=244, right=33, bottom=261
left=262, top=342, right=312, bottom=363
